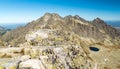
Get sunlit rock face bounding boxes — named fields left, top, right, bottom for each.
left=25, top=30, right=48, bottom=42
left=0, top=45, right=119, bottom=69
left=0, top=13, right=120, bottom=69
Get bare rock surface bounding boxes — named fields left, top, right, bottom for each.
left=0, top=13, right=120, bottom=69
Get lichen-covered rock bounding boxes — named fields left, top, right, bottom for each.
left=30, top=48, right=39, bottom=58
left=20, top=55, right=31, bottom=61
left=23, top=47, right=31, bottom=55
left=19, top=59, right=42, bottom=69
left=8, top=65, right=17, bottom=69
left=0, top=66, right=4, bottom=69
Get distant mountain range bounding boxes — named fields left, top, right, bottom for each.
left=0, top=23, right=26, bottom=36
left=0, top=23, right=26, bottom=29
left=105, top=21, right=120, bottom=30
left=106, top=21, right=120, bottom=27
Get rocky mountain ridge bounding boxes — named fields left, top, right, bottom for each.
left=0, top=13, right=120, bottom=69
left=0, top=13, right=120, bottom=46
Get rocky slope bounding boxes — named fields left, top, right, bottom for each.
left=0, top=13, right=120, bottom=69
left=0, top=26, right=10, bottom=46
left=0, top=26, right=7, bottom=36
left=0, top=13, right=120, bottom=46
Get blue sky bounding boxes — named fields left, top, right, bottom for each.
left=0, top=0, right=120, bottom=24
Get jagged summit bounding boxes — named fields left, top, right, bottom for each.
left=40, top=13, right=62, bottom=22
left=74, top=15, right=86, bottom=21
left=43, top=13, right=61, bottom=18
left=0, top=13, right=120, bottom=46
left=74, top=15, right=80, bottom=19
left=43, top=13, right=86, bottom=22
left=44, top=13, right=60, bottom=16
left=93, top=17, right=105, bottom=23
left=94, top=17, right=103, bottom=21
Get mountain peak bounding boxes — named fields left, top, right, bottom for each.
left=44, top=13, right=60, bottom=17
left=74, top=15, right=80, bottom=19
left=44, top=13, right=52, bottom=16
left=42, top=13, right=62, bottom=21
left=74, top=15, right=86, bottom=22
left=93, top=17, right=104, bottom=23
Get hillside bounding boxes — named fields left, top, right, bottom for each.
left=0, top=26, right=6, bottom=36
left=0, top=13, right=120, bottom=46
left=0, top=13, right=120, bottom=69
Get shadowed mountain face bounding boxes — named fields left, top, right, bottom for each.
left=0, top=26, right=4, bottom=30
left=0, top=13, right=120, bottom=46
left=0, top=13, right=120, bottom=69
left=0, top=26, right=8, bottom=36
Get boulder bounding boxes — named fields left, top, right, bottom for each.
left=19, top=59, right=43, bottom=69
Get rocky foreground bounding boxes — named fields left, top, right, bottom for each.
left=0, top=13, right=120, bottom=69
left=0, top=29, right=120, bottom=69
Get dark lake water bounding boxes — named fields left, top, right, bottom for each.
left=89, top=47, right=99, bottom=51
